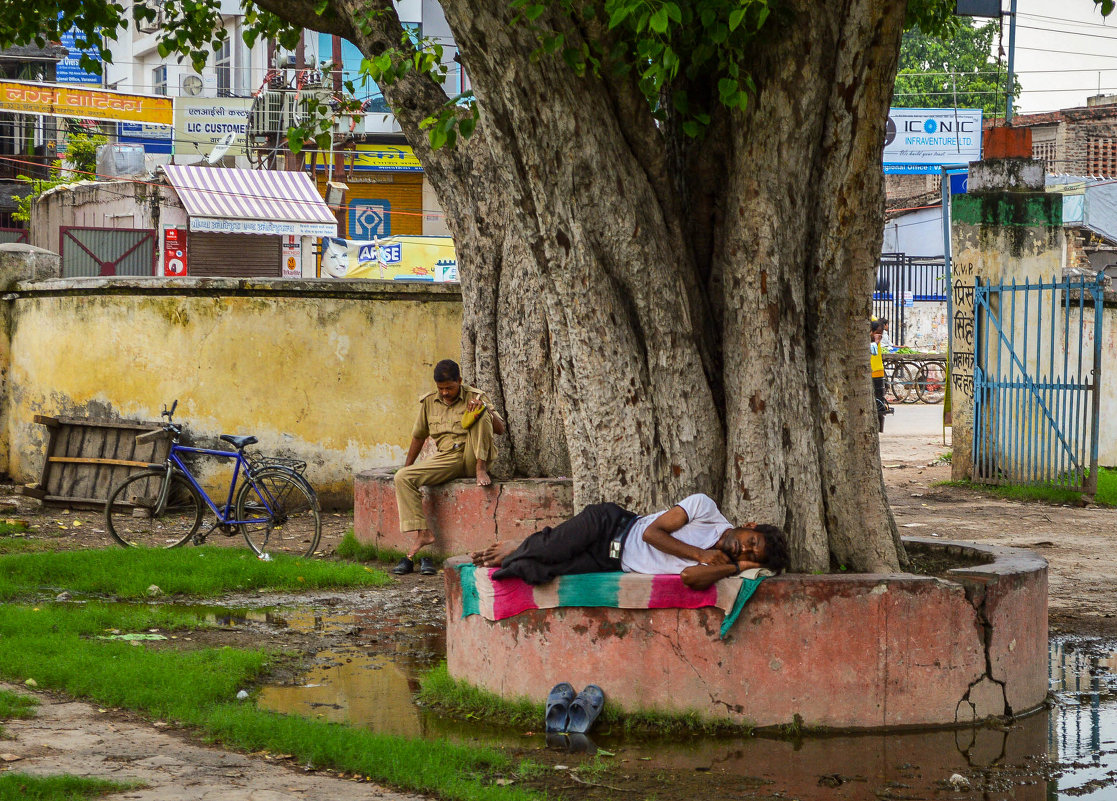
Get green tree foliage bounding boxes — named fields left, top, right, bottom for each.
left=13, top=131, right=106, bottom=222
left=893, top=20, right=1022, bottom=116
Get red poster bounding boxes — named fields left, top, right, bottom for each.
left=163, top=228, right=187, bottom=276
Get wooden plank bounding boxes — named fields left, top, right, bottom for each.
left=48, top=456, right=159, bottom=468
left=16, top=485, right=46, bottom=499
left=32, top=415, right=59, bottom=427
left=48, top=418, right=161, bottom=431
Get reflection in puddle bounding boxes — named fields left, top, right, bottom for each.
left=258, top=651, right=424, bottom=738
left=254, top=615, right=1117, bottom=800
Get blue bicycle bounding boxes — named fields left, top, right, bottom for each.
left=104, top=401, right=321, bottom=557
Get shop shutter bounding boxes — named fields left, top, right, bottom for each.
left=187, top=233, right=282, bottom=277
left=318, top=173, right=423, bottom=238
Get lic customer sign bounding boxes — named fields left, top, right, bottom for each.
left=884, top=108, right=982, bottom=174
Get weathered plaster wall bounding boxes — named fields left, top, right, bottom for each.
left=29, top=181, right=186, bottom=252
left=949, top=192, right=1065, bottom=480
left=1, top=277, right=462, bottom=507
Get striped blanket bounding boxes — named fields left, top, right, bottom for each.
left=455, top=564, right=767, bottom=639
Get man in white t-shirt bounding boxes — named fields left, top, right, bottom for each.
left=472, top=494, right=789, bottom=589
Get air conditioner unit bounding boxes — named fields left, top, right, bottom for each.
left=180, top=74, right=205, bottom=97
left=135, top=0, right=166, bottom=34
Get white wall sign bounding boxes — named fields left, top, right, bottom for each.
left=883, top=108, right=983, bottom=174
left=173, top=97, right=253, bottom=158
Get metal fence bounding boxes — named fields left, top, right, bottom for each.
left=873, top=253, right=948, bottom=347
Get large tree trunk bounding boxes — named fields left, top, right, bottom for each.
left=276, top=0, right=910, bottom=571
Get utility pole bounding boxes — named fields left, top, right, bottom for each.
left=1005, top=0, right=1018, bottom=123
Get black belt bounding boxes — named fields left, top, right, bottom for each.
left=608, top=514, right=639, bottom=560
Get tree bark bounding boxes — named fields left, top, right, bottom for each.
left=274, top=0, right=911, bottom=570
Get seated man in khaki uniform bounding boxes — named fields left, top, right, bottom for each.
left=392, top=359, right=505, bottom=576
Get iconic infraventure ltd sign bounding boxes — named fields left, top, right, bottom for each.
left=883, top=108, right=983, bottom=174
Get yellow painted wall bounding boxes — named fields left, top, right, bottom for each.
left=3, top=278, right=462, bottom=507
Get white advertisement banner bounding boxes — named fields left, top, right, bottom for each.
left=174, top=97, right=252, bottom=158
left=189, top=216, right=337, bottom=237
left=883, top=108, right=982, bottom=172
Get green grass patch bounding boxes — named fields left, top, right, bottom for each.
left=0, top=546, right=391, bottom=601
left=0, top=538, right=59, bottom=556
left=939, top=466, right=1117, bottom=507
left=0, top=519, right=29, bottom=537
left=0, top=774, right=138, bottom=800
left=0, top=688, right=38, bottom=738
left=336, top=530, right=411, bottom=565
left=0, top=548, right=537, bottom=800
left=418, top=664, right=753, bottom=736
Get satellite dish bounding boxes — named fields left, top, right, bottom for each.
left=181, top=74, right=203, bottom=96
left=205, top=131, right=237, bottom=165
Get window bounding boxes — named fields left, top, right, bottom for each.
left=1087, top=137, right=1117, bottom=177
left=216, top=38, right=231, bottom=96
left=152, top=65, right=167, bottom=96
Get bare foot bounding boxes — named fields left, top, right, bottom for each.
left=406, top=529, right=435, bottom=558
left=471, top=539, right=520, bottom=567
left=476, top=464, right=492, bottom=487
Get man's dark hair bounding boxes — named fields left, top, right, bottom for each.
left=433, top=359, right=461, bottom=382
left=870, top=320, right=883, bottom=334
left=754, top=524, right=790, bottom=572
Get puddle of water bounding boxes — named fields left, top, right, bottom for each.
left=254, top=622, right=1117, bottom=799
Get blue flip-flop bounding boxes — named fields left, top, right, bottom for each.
left=566, top=684, right=605, bottom=733
left=545, top=682, right=576, bottom=733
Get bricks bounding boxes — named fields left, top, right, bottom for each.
left=353, top=468, right=573, bottom=556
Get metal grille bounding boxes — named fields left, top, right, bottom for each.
left=873, top=253, right=948, bottom=347
left=60, top=227, right=155, bottom=277
left=972, top=274, right=1105, bottom=493
left=0, top=227, right=28, bottom=244
left=187, top=233, right=281, bottom=278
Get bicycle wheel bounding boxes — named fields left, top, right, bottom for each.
left=885, top=363, right=906, bottom=403
left=236, top=468, right=321, bottom=558
left=889, top=362, right=916, bottom=403
left=106, top=469, right=203, bottom=548
left=918, top=363, right=946, bottom=404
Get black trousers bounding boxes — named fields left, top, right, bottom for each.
left=491, top=502, right=636, bottom=585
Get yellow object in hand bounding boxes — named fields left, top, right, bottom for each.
left=461, top=402, right=486, bottom=430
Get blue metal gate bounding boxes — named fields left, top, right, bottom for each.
left=972, top=274, right=1105, bottom=493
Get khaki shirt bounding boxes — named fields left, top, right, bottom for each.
left=411, top=383, right=491, bottom=453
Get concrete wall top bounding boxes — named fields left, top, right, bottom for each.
left=6, top=276, right=463, bottom=302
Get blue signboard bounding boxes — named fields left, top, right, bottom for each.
left=117, top=122, right=173, bottom=155
left=349, top=199, right=391, bottom=238
left=949, top=172, right=969, bottom=196
left=56, top=26, right=101, bottom=85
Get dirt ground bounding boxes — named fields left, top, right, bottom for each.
left=1, top=407, right=1115, bottom=799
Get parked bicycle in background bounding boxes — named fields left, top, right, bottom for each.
left=104, top=401, right=321, bottom=558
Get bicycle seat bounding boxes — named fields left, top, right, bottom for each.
left=220, top=434, right=258, bottom=449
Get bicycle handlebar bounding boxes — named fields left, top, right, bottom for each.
left=162, top=400, right=178, bottom=420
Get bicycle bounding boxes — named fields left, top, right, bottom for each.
left=104, top=401, right=321, bottom=557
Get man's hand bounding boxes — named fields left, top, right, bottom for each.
left=466, top=398, right=486, bottom=413
left=696, top=548, right=730, bottom=566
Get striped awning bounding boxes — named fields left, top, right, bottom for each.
left=162, top=165, right=338, bottom=238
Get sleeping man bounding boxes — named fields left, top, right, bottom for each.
left=471, top=493, right=789, bottom=590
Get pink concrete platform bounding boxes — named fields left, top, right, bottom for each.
left=354, top=468, right=573, bottom=556
left=444, top=538, right=1048, bottom=730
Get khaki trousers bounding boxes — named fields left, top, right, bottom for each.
left=394, top=414, right=494, bottom=532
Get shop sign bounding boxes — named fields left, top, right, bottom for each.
left=0, top=80, right=173, bottom=125
left=281, top=236, right=301, bottom=278
left=118, top=122, right=173, bottom=155
left=883, top=108, right=982, bottom=174
left=346, top=144, right=423, bottom=172
left=173, top=97, right=252, bottom=158
left=163, top=228, right=187, bottom=276
left=320, top=235, right=456, bottom=281
left=189, top=216, right=337, bottom=237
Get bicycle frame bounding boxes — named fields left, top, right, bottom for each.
left=163, top=443, right=271, bottom=527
